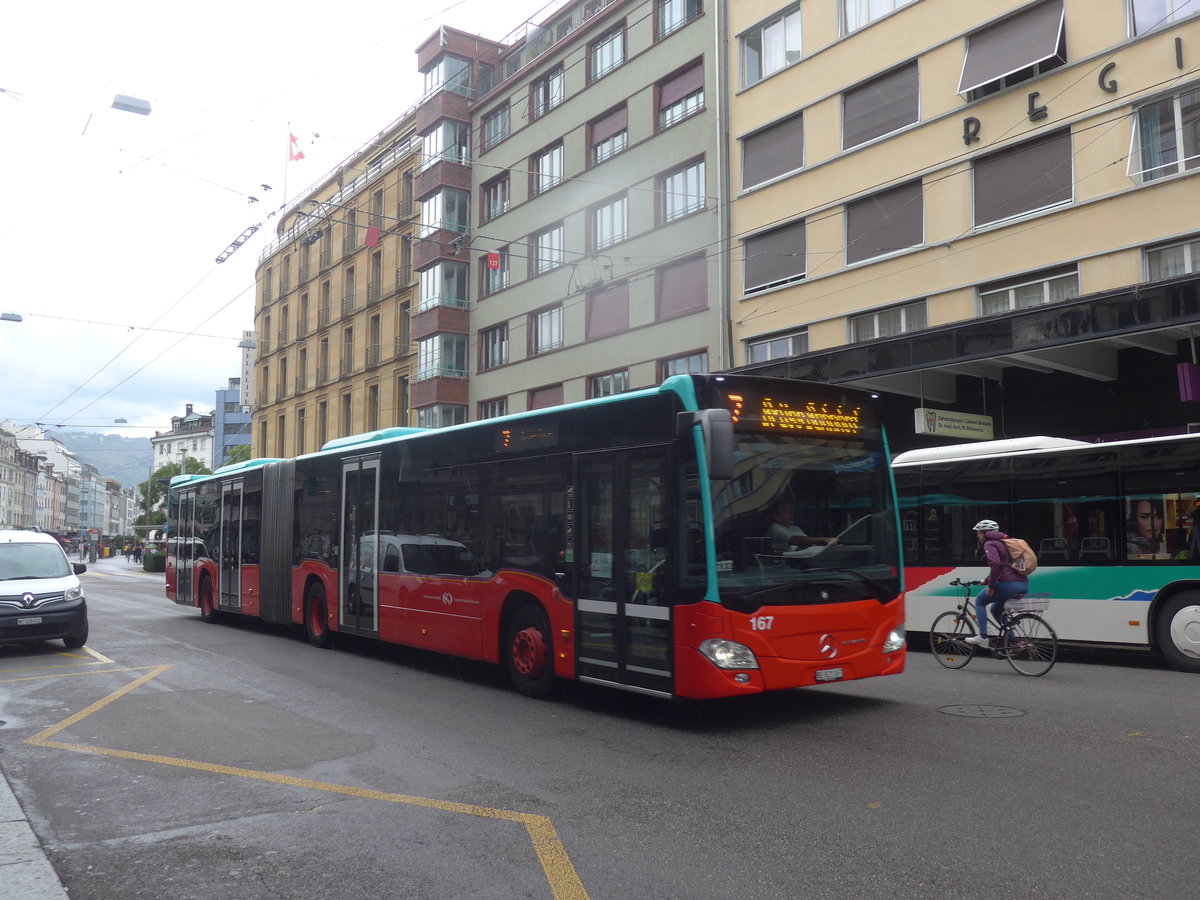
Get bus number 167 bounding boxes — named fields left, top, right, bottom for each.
left=749, top=616, right=775, bottom=631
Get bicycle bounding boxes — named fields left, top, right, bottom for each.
left=930, top=578, right=1058, bottom=676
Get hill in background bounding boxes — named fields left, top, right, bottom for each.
left=57, top=432, right=153, bottom=491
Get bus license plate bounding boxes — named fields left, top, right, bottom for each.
left=17, top=616, right=43, bottom=626
left=815, top=667, right=843, bottom=682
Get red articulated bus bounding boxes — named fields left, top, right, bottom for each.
left=166, top=374, right=905, bottom=700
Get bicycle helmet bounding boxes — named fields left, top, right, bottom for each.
left=972, top=519, right=999, bottom=532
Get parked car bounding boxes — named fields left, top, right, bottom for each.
left=0, top=529, right=89, bottom=649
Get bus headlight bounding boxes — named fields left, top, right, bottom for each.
left=883, top=627, right=905, bottom=653
left=700, top=639, right=759, bottom=670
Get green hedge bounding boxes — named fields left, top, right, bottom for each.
left=143, top=551, right=166, bottom=573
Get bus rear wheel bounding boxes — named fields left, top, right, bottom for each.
left=506, top=603, right=556, bottom=699
left=305, top=582, right=332, bottom=649
left=199, top=576, right=220, bottom=624
left=1155, top=592, right=1200, bottom=673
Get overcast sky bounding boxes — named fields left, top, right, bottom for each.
left=0, top=0, right=551, bottom=439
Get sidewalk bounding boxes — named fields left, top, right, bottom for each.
left=1, top=758, right=69, bottom=899
left=1, top=552, right=152, bottom=898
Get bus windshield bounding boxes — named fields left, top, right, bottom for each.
left=705, top=434, right=901, bottom=605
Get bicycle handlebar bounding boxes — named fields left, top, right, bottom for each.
left=948, top=578, right=986, bottom=587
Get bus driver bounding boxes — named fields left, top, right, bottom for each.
left=767, top=501, right=839, bottom=555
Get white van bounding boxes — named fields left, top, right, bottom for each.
left=0, top=529, right=89, bottom=648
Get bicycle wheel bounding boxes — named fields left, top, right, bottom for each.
left=930, top=611, right=977, bottom=669
left=1004, top=613, right=1057, bottom=676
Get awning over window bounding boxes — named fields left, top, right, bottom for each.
left=591, top=105, right=627, bottom=143
left=957, top=0, right=1065, bottom=95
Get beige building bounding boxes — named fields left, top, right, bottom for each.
left=730, top=0, right=1200, bottom=445
left=253, top=113, right=420, bottom=457
left=253, top=1, right=1200, bottom=456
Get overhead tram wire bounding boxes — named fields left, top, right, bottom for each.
left=55, top=280, right=258, bottom=428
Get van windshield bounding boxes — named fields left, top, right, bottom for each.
left=0, top=543, right=72, bottom=580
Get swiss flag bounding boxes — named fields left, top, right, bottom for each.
left=288, top=133, right=305, bottom=162
left=486, top=252, right=501, bottom=269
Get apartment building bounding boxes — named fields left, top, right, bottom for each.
left=409, top=0, right=727, bottom=424
left=728, top=0, right=1200, bottom=446
left=252, top=113, right=420, bottom=458
left=152, top=404, right=215, bottom=472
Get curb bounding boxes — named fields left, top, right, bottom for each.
left=0, top=769, right=69, bottom=899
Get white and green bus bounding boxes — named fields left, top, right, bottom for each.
left=892, top=434, right=1200, bottom=672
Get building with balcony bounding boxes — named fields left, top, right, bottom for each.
left=252, top=112, right=420, bottom=457
left=728, top=0, right=1200, bottom=446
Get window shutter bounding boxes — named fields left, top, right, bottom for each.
left=974, top=129, right=1072, bottom=226
left=843, top=61, right=919, bottom=149
left=743, top=113, right=804, bottom=188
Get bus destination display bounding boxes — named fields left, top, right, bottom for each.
left=725, top=391, right=862, bottom=436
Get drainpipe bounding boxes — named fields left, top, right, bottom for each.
left=713, top=0, right=733, bottom=371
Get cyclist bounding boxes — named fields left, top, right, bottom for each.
left=964, top=519, right=1028, bottom=647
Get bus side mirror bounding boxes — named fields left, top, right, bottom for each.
left=677, top=409, right=734, bottom=480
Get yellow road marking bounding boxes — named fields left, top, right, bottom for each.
left=0, top=665, right=159, bottom=685
left=24, top=664, right=589, bottom=900
left=83, top=646, right=116, bottom=664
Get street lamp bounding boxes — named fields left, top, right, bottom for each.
left=1, top=312, right=22, bottom=322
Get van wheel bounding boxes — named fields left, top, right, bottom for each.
left=1155, top=592, right=1200, bottom=672
left=199, top=576, right=220, bottom=624
left=506, top=603, right=556, bottom=699
left=305, top=582, right=332, bottom=649
left=63, top=619, right=88, bottom=649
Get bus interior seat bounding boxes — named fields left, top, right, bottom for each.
left=1039, top=538, right=1070, bottom=562
left=1079, top=536, right=1112, bottom=561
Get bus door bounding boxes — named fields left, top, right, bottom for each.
left=219, top=480, right=243, bottom=610
left=176, top=490, right=196, bottom=605
left=340, top=455, right=380, bottom=636
left=575, top=453, right=673, bottom=696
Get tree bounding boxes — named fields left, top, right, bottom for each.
left=137, top=457, right=212, bottom=522
left=225, top=444, right=251, bottom=465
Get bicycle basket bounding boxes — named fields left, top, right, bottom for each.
left=1007, top=593, right=1050, bottom=612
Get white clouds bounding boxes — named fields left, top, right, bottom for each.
left=1, top=0, right=547, bottom=435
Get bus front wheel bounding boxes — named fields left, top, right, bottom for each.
left=1155, top=592, right=1200, bottom=673
left=506, top=603, right=556, bottom=699
left=305, top=583, right=333, bottom=649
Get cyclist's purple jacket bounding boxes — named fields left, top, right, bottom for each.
left=980, top=530, right=1027, bottom=589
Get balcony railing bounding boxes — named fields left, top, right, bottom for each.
left=297, top=320, right=309, bottom=338
left=396, top=265, right=412, bottom=291
left=367, top=280, right=381, bottom=305
left=319, top=247, right=332, bottom=269
left=257, top=390, right=268, bottom=407
left=259, top=337, right=271, bottom=355
left=341, top=295, right=356, bottom=316
left=298, top=262, right=310, bottom=283
left=275, top=384, right=286, bottom=401
left=295, top=373, right=308, bottom=393
left=318, top=307, right=332, bottom=327
left=316, top=365, right=329, bottom=385
left=339, top=358, right=354, bottom=376
left=366, top=344, right=381, bottom=367
left=395, top=336, right=415, bottom=357
left=277, top=328, right=288, bottom=345
left=342, top=234, right=356, bottom=257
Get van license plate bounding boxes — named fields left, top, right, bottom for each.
left=815, top=667, right=843, bottom=682
left=17, top=616, right=43, bottom=626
